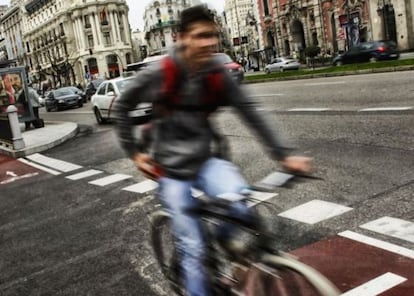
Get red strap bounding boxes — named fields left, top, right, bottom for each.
left=161, top=57, right=180, bottom=106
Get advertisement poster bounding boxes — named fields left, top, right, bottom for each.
left=0, top=66, right=34, bottom=122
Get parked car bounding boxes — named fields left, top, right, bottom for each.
left=65, top=86, right=87, bottom=103
left=45, top=87, right=84, bottom=112
left=332, top=40, right=400, bottom=66
left=214, top=53, right=244, bottom=83
left=85, top=79, right=104, bottom=101
left=91, top=76, right=152, bottom=124
left=265, top=57, right=301, bottom=73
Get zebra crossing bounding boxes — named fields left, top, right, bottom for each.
left=18, top=153, right=414, bottom=295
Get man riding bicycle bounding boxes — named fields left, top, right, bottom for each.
left=114, top=5, right=311, bottom=296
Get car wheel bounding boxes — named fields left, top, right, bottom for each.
left=335, top=61, right=342, bottom=66
left=94, top=107, right=106, bottom=124
left=265, top=69, right=270, bottom=74
left=78, top=102, right=83, bottom=108
left=46, top=106, right=51, bottom=112
left=369, top=57, right=377, bottom=63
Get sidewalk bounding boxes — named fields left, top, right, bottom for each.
left=0, top=121, right=78, bottom=158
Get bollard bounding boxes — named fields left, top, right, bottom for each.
left=6, top=105, right=25, bottom=150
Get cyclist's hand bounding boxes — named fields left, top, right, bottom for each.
left=281, top=156, right=313, bottom=174
left=133, top=153, right=162, bottom=180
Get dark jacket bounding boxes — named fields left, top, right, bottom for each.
left=114, top=48, right=290, bottom=179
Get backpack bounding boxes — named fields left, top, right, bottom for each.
left=153, top=56, right=224, bottom=117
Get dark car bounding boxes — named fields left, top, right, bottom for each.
left=85, top=79, right=104, bottom=101
left=66, top=86, right=87, bottom=103
left=214, top=53, right=244, bottom=83
left=333, top=40, right=400, bottom=66
left=45, top=87, right=84, bottom=112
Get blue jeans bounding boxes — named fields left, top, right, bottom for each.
left=157, top=158, right=252, bottom=296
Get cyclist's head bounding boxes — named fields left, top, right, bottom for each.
left=178, top=5, right=219, bottom=68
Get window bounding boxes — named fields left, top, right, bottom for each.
left=107, top=83, right=115, bottom=94
left=84, top=15, right=91, bottom=28
left=103, top=32, right=111, bottom=45
left=88, top=35, right=94, bottom=47
left=97, top=83, right=106, bottom=95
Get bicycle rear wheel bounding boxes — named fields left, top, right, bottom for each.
left=232, top=253, right=340, bottom=296
left=150, top=210, right=184, bottom=295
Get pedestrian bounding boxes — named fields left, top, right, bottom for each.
left=114, top=5, right=312, bottom=296
left=16, top=81, right=41, bottom=130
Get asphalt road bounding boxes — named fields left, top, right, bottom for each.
left=1, top=71, right=413, bottom=295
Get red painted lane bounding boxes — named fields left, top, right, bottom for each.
left=290, top=235, right=414, bottom=295
left=0, top=154, right=42, bottom=184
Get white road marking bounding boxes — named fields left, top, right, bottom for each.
left=122, top=180, right=158, bottom=193
left=278, top=199, right=353, bottom=224
left=66, top=169, right=103, bottom=180
left=341, top=272, right=407, bottom=296
left=360, top=216, right=414, bottom=244
left=6, top=171, right=18, bottom=177
left=359, top=107, right=413, bottom=112
left=26, top=153, right=82, bottom=172
left=0, top=172, right=39, bottom=184
left=287, top=108, right=331, bottom=112
left=247, top=191, right=278, bottom=207
left=89, top=174, right=132, bottom=186
left=250, top=94, right=284, bottom=97
left=18, top=158, right=61, bottom=175
left=304, top=81, right=346, bottom=86
left=338, top=231, right=414, bottom=259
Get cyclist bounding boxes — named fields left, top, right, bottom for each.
left=114, top=5, right=312, bottom=296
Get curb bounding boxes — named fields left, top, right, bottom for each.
left=0, top=122, right=79, bottom=158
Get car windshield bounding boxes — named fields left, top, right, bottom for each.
left=54, top=89, right=73, bottom=97
left=215, top=54, right=233, bottom=64
left=115, top=78, right=134, bottom=93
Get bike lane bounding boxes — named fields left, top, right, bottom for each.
left=0, top=154, right=42, bottom=185
left=291, top=234, right=413, bottom=295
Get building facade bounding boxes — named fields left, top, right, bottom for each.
left=1, top=5, right=25, bottom=65
left=143, top=0, right=195, bottom=56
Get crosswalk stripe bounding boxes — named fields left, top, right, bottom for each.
left=122, top=180, right=158, bottom=193
left=360, top=216, right=414, bottom=244
left=287, top=108, right=331, bottom=112
left=341, top=272, right=407, bottom=296
left=338, top=230, right=414, bottom=259
left=18, top=158, right=61, bottom=175
left=247, top=191, right=277, bottom=207
left=26, top=153, right=82, bottom=172
left=89, top=174, right=132, bottom=186
left=278, top=199, right=353, bottom=224
left=66, top=170, right=103, bottom=180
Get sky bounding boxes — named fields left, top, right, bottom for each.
left=0, top=0, right=225, bottom=31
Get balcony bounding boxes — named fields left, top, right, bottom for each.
left=150, top=20, right=177, bottom=30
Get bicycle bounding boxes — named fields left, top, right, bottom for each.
left=149, top=171, right=341, bottom=296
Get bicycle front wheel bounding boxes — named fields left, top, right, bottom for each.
left=150, top=210, right=184, bottom=295
left=233, top=253, right=340, bottom=296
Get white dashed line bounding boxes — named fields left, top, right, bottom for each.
left=359, top=107, right=413, bottom=112
left=303, top=81, right=346, bottom=86
left=287, top=108, right=331, bottom=112
left=89, top=174, right=132, bottom=186
left=26, top=153, right=82, bottom=172
left=341, top=272, right=407, bottom=296
left=278, top=199, right=353, bottom=224
left=338, top=231, right=414, bottom=259
left=66, top=169, right=103, bottom=180
left=247, top=191, right=278, bottom=207
left=360, top=216, right=414, bottom=244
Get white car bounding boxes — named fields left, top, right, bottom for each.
left=265, top=57, right=301, bottom=74
left=91, top=76, right=152, bottom=124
